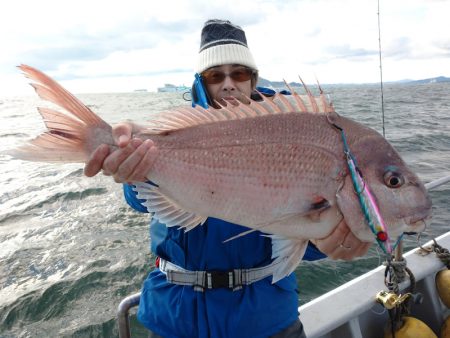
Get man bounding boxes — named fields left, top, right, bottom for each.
left=85, top=19, right=370, bottom=338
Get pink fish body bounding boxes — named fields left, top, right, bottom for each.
left=8, top=65, right=432, bottom=281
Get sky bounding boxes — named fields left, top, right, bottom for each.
left=0, top=0, right=449, bottom=95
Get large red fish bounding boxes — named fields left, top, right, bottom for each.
left=8, top=65, right=432, bottom=281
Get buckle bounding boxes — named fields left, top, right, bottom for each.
left=205, top=271, right=244, bottom=290
left=207, top=271, right=238, bottom=289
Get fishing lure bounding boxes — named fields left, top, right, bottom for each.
left=332, top=121, right=401, bottom=255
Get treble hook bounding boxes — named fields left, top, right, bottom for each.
left=416, top=233, right=434, bottom=254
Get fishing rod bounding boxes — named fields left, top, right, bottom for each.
left=377, top=0, right=386, bottom=138
left=377, top=1, right=405, bottom=268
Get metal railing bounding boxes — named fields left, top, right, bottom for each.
left=116, top=174, right=450, bottom=338
left=425, top=174, right=450, bottom=190
left=117, top=292, right=141, bottom=338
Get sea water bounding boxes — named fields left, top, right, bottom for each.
left=0, top=83, right=449, bottom=337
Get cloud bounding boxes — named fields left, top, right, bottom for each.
left=1, top=0, right=450, bottom=94
left=384, top=37, right=414, bottom=60
left=435, top=40, right=450, bottom=56
left=324, top=45, right=378, bottom=61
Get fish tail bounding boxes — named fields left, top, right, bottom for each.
left=6, top=65, right=113, bottom=163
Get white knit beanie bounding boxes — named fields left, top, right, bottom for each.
left=196, top=19, right=258, bottom=74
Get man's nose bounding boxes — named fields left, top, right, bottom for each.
left=222, top=75, right=236, bottom=91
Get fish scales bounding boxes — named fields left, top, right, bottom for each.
left=145, top=113, right=345, bottom=228
left=7, top=65, right=432, bottom=281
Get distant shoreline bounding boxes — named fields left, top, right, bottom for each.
left=257, top=76, right=450, bottom=88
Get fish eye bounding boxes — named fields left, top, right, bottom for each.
left=383, top=170, right=404, bottom=188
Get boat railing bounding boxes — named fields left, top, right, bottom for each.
left=116, top=174, right=450, bottom=338
left=117, top=292, right=141, bottom=338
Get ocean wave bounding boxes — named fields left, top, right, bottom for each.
left=1, top=84, right=449, bottom=337
left=0, top=132, right=30, bottom=138
left=0, top=263, right=148, bottom=337
left=0, top=187, right=108, bottom=226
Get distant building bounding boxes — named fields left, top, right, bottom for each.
left=157, top=84, right=190, bottom=93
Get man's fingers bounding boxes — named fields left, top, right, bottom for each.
left=113, top=140, right=156, bottom=183
left=103, top=139, right=143, bottom=175
left=84, top=144, right=110, bottom=177
left=126, top=143, right=159, bottom=182
left=333, top=242, right=372, bottom=260
left=112, top=123, right=134, bottom=147
left=314, top=219, right=348, bottom=254
left=312, top=219, right=372, bottom=260
left=327, top=230, right=372, bottom=260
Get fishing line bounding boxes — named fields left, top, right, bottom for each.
left=375, top=245, right=384, bottom=266
left=377, top=0, right=386, bottom=138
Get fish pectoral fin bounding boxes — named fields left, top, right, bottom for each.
left=304, top=197, right=331, bottom=222
left=267, top=235, right=309, bottom=283
left=132, top=182, right=207, bottom=231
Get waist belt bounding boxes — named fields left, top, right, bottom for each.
left=158, top=258, right=281, bottom=292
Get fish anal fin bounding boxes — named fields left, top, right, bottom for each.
left=269, top=235, right=309, bottom=283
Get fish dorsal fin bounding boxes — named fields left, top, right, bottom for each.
left=142, top=84, right=334, bottom=134
left=268, top=235, right=309, bottom=283
left=133, top=182, right=207, bottom=231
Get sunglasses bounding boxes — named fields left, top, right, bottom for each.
left=201, top=67, right=254, bottom=85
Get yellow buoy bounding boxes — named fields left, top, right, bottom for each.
left=441, top=315, right=450, bottom=338
left=436, top=269, right=450, bottom=308
left=384, top=316, right=437, bottom=338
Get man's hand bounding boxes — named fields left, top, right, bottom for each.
left=311, top=220, right=372, bottom=260
left=83, top=122, right=159, bottom=183
left=84, top=143, right=111, bottom=177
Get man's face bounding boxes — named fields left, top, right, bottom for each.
left=201, top=64, right=255, bottom=106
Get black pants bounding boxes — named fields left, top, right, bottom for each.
left=270, top=320, right=306, bottom=338
left=148, top=319, right=306, bottom=338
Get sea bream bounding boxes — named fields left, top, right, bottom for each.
left=8, top=65, right=432, bottom=281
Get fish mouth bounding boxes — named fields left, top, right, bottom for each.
left=403, top=214, right=431, bottom=233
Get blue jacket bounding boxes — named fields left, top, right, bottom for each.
left=124, top=184, right=325, bottom=338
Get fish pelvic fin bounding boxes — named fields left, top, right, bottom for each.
left=6, top=65, right=113, bottom=162
left=133, top=182, right=207, bottom=231
left=269, top=235, right=309, bottom=283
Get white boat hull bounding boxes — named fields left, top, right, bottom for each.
left=299, top=232, right=450, bottom=338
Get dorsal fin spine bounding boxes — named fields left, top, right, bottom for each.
left=277, top=91, right=295, bottom=112
left=218, top=105, right=240, bottom=119
left=232, top=97, right=256, bottom=117
left=248, top=100, right=268, bottom=116
left=315, top=78, right=332, bottom=113
left=298, top=75, right=319, bottom=113
left=283, top=80, right=308, bottom=113
left=257, top=92, right=282, bottom=114
left=199, top=105, right=220, bottom=122
left=166, top=111, right=195, bottom=126
left=213, top=106, right=231, bottom=120
left=179, top=107, right=207, bottom=124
